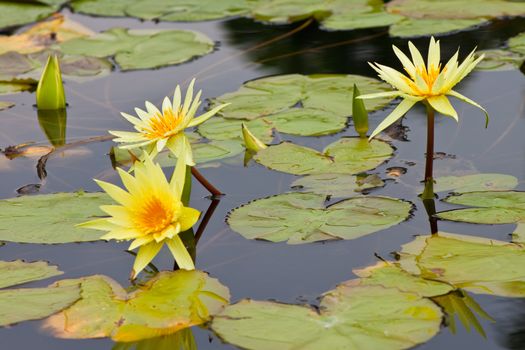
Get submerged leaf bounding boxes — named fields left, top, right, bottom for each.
left=0, top=192, right=113, bottom=244
left=43, top=270, right=230, bottom=342
left=398, top=232, right=525, bottom=297
left=60, top=28, right=215, bottom=70
left=227, top=192, right=412, bottom=244
left=212, top=284, right=442, bottom=350
left=254, top=138, right=394, bottom=175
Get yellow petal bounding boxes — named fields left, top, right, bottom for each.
left=447, top=90, right=489, bottom=127
left=120, top=112, right=144, bottom=127
left=145, top=101, right=161, bottom=116
left=166, top=133, right=194, bottom=166
left=161, top=96, right=172, bottom=116
left=427, top=95, right=458, bottom=121
left=172, top=85, right=182, bottom=111
left=181, top=78, right=195, bottom=117
left=184, top=90, right=202, bottom=125
left=166, top=236, right=195, bottom=270
left=179, top=206, right=201, bottom=231
left=427, top=37, right=440, bottom=72
left=94, top=179, right=133, bottom=206
left=170, top=156, right=187, bottom=195
left=369, top=98, right=420, bottom=140
left=242, top=122, right=267, bottom=152
left=408, top=41, right=426, bottom=70
left=392, top=45, right=416, bottom=78
left=101, top=228, right=143, bottom=241
left=76, top=218, right=117, bottom=231
left=371, top=63, right=413, bottom=94
left=187, top=103, right=230, bottom=128
left=131, top=241, right=163, bottom=279
left=134, top=107, right=151, bottom=121
left=357, top=91, right=403, bottom=100
left=129, top=235, right=155, bottom=251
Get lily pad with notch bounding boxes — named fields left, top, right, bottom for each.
left=43, top=270, right=230, bottom=342
left=212, top=283, right=442, bottom=350
left=227, top=192, right=412, bottom=244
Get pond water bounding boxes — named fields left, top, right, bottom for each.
left=1, top=5, right=525, bottom=350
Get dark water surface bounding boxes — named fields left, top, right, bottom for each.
left=1, top=10, right=525, bottom=350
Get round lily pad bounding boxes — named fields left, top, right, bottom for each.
left=291, top=174, right=384, bottom=197
left=0, top=192, right=113, bottom=244
left=212, top=284, right=442, bottom=350
left=433, top=173, right=518, bottom=193
left=437, top=191, right=525, bottom=225
left=60, top=28, right=215, bottom=71
left=227, top=192, right=412, bottom=244
left=398, top=232, right=525, bottom=298
left=254, top=138, right=394, bottom=176
left=43, top=270, right=230, bottom=342
left=389, top=18, right=488, bottom=38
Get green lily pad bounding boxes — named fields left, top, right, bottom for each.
left=0, top=2, right=58, bottom=30
left=398, top=232, right=525, bottom=297
left=0, top=285, right=80, bottom=327
left=389, top=18, right=488, bottom=37
left=0, top=78, right=36, bottom=95
left=112, top=329, right=196, bottom=350
left=433, top=173, right=518, bottom=193
left=227, top=192, right=412, bottom=244
left=212, top=284, right=442, bottom=350
left=43, top=270, right=230, bottom=342
left=437, top=191, right=525, bottom=225
left=0, top=260, right=80, bottom=327
left=386, top=0, right=525, bottom=20
left=254, top=138, right=394, bottom=176
left=60, top=28, right=214, bottom=71
left=0, top=101, right=14, bottom=110
left=509, top=32, right=525, bottom=55
left=0, top=192, right=113, bottom=244
left=0, top=260, right=63, bottom=289
left=71, top=0, right=256, bottom=21
left=208, top=74, right=392, bottom=121
left=291, top=174, right=384, bottom=197
left=353, top=261, right=454, bottom=297
left=475, top=49, right=525, bottom=71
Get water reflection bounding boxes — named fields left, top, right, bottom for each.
left=37, top=108, right=67, bottom=147
left=112, top=329, right=196, bottom=350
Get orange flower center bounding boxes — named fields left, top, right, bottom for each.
left=403, top=64, right=446, bottom=97
left=134, top=196, right=174, bottom=234
left=144, top=108, right=184, bottom=139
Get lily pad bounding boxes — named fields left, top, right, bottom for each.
left=0, top=78, right=37, bottom=95
left=212, top=284, right=442, bottom=350
left=227, top=192, right=412, bottom=244
left=353, top=261, right=454, bottom=297
left=43, top=270, right=230, bottom=342
left=207, top=74, right=392, bottom=121
left=0, top=260, right=80, bottom=327
left=60, top=27, right=215, bottom=71
left=509, top=32, right=525, bottom=55
left=291, top=174, right=384, bottom=197
left=475, top=49, right=525, bottom=71
left=254, top=138, right=394, bottom=176
left=0, top=101, right=14, bottom=110
left=389, top=18, right=488, bottom=38
left=398, top=232, right=525, bottom=297
left=437, top=191, right=525, bottom=225
left=0, top=260, right=63, bottom=289
left=0, top=2, right=59, bottom=30
left=0, top=192, right=113, bottom=244
left=433, top=173, right=518, bottom=193
left=386, top=0, right=525, bottom=20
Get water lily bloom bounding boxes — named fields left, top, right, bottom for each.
left=359, top=37, right=489, bottom=139
left=110, top=78, right=229, bottom=166
left=79, top=153, right=200, bottom=279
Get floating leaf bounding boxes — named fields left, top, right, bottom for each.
left=0, top=192, right=113, bottom=244
left=475, top=49, right=525, bottom=71
left=227, top=192, right=412, bottom=244
left=433, top=173, right=518, bottom=193
left=291, top=174, right=384, bottom=197
left=437, top=191, right=525, bottom=225
left=0, top=2, right=59, bottom=30
left=0, top=101, right=14, bottom=110
left=398, top=232, right=525, bottom=297
left=254, top=138, right=394, bottom=175
left=389, top=18, right=487, bottom=38
left=0, top=285, right=80, bottom=327
left=212, top=284, right=442, bottom=350
left=0, top=78, right=37, bottom=95
left=0, top=260, right=80, bottom=327
left=43, top=270, right=230, bottom=342
left=0, top=260, right=62, bottom=289
left=60, top=28, right=214, bottom=71
left=353, top=261, right=454, bottom=297
left=509, top=32, right=525, bottom=55
left=0, top=15, right=94, bottom=56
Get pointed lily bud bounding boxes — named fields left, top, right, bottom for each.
left=352, top=84, right=368, bottom=138
left=36, top=55, right=66, bottom=110
left=242, top=122, right=267, bottom=152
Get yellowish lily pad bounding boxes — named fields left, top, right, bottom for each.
left=43, top=270, right=230, bottom=342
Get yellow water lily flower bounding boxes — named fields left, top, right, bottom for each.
left=79, top=153, right=200, bottom=279
left=359, top=37, right=489, bottom=140
left=110, top=78, right=229, bottom=166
